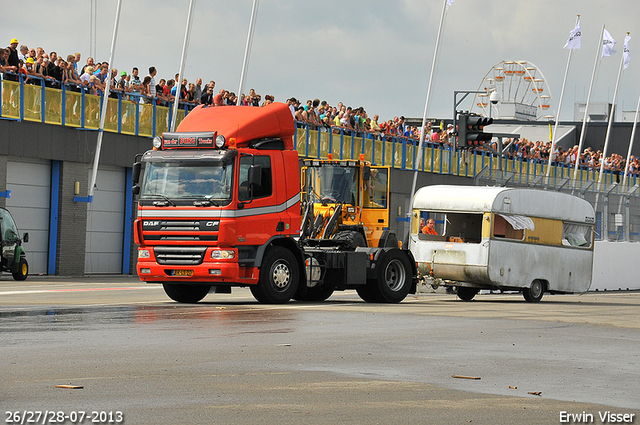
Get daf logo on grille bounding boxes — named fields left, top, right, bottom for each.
left=205, top=221, right=219, bottom=227
left=143, top=221, right=161, bottom=227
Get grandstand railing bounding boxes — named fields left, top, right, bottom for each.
left=0, top=73, right=191, bottom=137
left=3, top=72, right=640, bottom=203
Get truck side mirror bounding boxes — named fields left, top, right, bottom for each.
left=132, top=162, right=142, bottom=185
left=132, top=185, right=140, bottom=195
left=22, top=232, right=29, bottom=243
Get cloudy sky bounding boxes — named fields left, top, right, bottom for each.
left=5, top=0, right=639, bottom=122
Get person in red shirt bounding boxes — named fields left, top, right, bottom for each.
left=422, top=218, right=438, bottom=235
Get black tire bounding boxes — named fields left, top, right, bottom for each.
left=523, top=280, right=544, bottom=303
left=356, top=285, right=381, bottom=303
left=367, top=249, right=412, bottom=303
left=12, top=257, right=28, bottom=281
left=162, top=283, right=211, bottom=303
left=332, top=230, right=367, bottom=249
left=293, top=283, right=335, bottom=302
left=251, top=246, right=299, bottom=304
left=378, top=231, right=399, bottom=248
left=456, top=286, right=479, bottom=301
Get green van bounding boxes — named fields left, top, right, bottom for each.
left=0, top=208, right=29, bottom=280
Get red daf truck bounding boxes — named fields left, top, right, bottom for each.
left=132, top=102, right=416, bottom=304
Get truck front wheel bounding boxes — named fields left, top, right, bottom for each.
left=251, top=246, right=299, bottom=304
left=162, top=283, right=211, bottom=303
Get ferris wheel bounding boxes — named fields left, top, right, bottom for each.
left=472, top=60, right=555, bottom=121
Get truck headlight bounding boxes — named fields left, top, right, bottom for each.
left=152, top=136, right=162, bottom=149
left=211, top=250, right=235, bottom=259
left=215, top=135, right=225, bottom=148
left=138, top=249, right=150, bottom=259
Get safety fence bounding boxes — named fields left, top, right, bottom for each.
left=0, top=74, right=189, bottom=137
left=3, top=73, right=640, bottom=199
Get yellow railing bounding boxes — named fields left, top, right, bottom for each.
left=0, top=77, right=188, bottom=138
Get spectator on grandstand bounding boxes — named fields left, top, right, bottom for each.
left=36, top=56, right=56, bottom=86
left=295, top=106, right=305, bottom=122
left=79, top=66, right=94, bottom=88
left=74, top=52, right=81, bottom=73
left=129, top=67, right=141, bottom=98
left=369, top=114, right=382, bottom=137
left=193, top=78, right=202, bottom=105
left=0, top=49, right=13, bottom=73
left=140, top=76, right=152, bottom=104
left=18, top=45, right=28, bottom=62
left=185, top=83, right=197, bottom=105
left=227, top=92, right=238, bottom=106
left=212, top=89, right=226, bottom=106
left=200, top=84, right=214, bottom=106
left=117, top=71, right=129, bottom=92
left=247, top=89, right=260, bottom=106
left=286, top=97, right=297, bottom=117
left=204, top=80, right=215, bottom=93
left=22, top=58, right=40, bottom=83
left=109, top=69, right=123, bottom=98
left=262, top=94, right=274, bottom=107
left=163, top=79, right=176, bottom=105
left=6, top=39, right=20, bottom=76
left=81, top=57, right=95, bottom=75
left=146, top=67, right=157, bottom=101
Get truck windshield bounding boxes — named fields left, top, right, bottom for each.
left=306, top=164, right=358, bottom=205
left=140, top=161, right=233, bottom=205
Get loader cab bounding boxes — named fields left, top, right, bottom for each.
left=300, top=157, right=391, bottom=248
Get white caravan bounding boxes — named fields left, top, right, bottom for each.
left=409, top=185, right=595, bottom=302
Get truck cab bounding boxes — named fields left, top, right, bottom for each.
left=133, top=102, right=417, bottom=304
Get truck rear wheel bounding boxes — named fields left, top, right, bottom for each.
left=12, top=257, right=28, bottom=281
left=162, top=283, right=211, bottom=303
left=365, top=250, right=412, bottom=303
left=523, top=279, right=544, bottom=303
left=251, top=246, right=299, bottom=304
left=293, top=283, right=335, bottom=302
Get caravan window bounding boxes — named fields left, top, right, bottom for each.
left=492, top=214, right=534, bottom=240
left=562, top=222, right=593, bottom=248
left=442, top=212, right=483, bottom=243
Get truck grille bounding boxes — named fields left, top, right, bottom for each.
left=141, top=219, right=219, bottom=242
left=154, top=246, right=206, bottom=265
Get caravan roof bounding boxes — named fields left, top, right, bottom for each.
left=413, top=185, right=595, bottom=224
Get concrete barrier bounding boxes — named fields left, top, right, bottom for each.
left=591, top=241, right=640, bottom=291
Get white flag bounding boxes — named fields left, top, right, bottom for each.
left=563, top=20, right=581, bottom=50
left=623, top=34, right=631, bottom=69
left=602, top=29, right=617, bottom=58
left=446, top=0, right=455, bottom=9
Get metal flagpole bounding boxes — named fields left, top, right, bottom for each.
left=237, top=0, right=260, bottom=105
left=573, top=25, right=606, bottom=183
left=622, top=94, right=640, bottom=188
left=406, top=0, right=448, bottom=246
left=547, top=15, right=580, bottom=180
left=598, top=32, right=628, bottom=187
left=170, top=0, right=197, bottom=131
left=88, top=0, right=123, bottom=200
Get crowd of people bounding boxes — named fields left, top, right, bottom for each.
left=1, top=36, right=638, bottom=177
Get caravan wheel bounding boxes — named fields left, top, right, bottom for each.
left=523, top=280, right=544, bottom=303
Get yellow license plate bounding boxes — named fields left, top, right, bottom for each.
left=172, top=269, right=194, bottom=276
